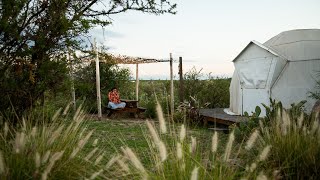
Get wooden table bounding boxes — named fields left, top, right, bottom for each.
left=105, top=99, right=145, bottom=118
left=121, top=99, right=138, bottom=108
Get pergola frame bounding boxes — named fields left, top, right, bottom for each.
left=91, top=45, right=173, bottom=119
left=68, top=42, right=176, bottom=120
left=107, top=54, right=171, bottom=103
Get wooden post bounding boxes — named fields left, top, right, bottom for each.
left=94, top=39, right=102, bottom=119
left=178, top=57, right=184, bottom=103
left=136, top=63, right=139, bottom=103
left=68, top=48, right=76, bottom=112
left=170, top=53, right=174, bottom=121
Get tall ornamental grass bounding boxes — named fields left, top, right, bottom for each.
left=0, top=106, right=113, bottom=179
left=105, top=100, right=272, bottom=179
left=260, top=108, right=320, bottom=179
left=3, top=100, right=317, bottom=179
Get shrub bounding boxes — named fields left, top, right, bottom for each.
left=74, top=61, right=131, bottom=113
left=231, top=106, right=263, bottom=142
left=231, top=99, right=320, bottom=178
left=183, top=67, right=231, bottom=109
left=233, top=99, right=308, bottom=142
left=0, top=106, right=113, bottom=179
left=260, top=107, right=320, bottom=179
left=142, top=97, right=157, bottom=118
left=0, top=59, right=69, bottom=124
left=135, top=80, right=170, bottom=118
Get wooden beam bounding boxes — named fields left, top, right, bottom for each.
left=203, top=116, right=235, bottom=126
left=136, top=63, right=139, bottom=103
left=178, top=57, right=184, bottom=103
left=68, top=48, right=76, bottom=112
left=170, top=53, right=174, bottom=121
left=94, top=39, right=102, bottom=119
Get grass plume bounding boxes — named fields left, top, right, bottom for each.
left=211, top=131, right=218, bottom=153
left=156, top=101, right=167, bottom=134
left=245, top=129, right=259, bottom=150
left=223, top=131, right=235, bottom=161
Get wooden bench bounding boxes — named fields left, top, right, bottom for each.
left=105, top=99, right=146, bottom=118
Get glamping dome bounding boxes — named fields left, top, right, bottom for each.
left=264, top=29, right=320, bottom=61
left=229, top=29, right=320, bottom=116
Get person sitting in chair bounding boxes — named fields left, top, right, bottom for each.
left=108, top=87, right=126, bottom=109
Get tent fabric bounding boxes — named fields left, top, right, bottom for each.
left=233, top=42, right=279, bottom=89
left=269, top=57, right=287, bottom=88
left=235, top=58, right=272, bottom=89
left=229, top=42, right=281, bottom=115
left=264, top=29, right=320, bottom=61
left=229, top=29, right=320, bottom=116
left=271, top=60, right=320, bottom=112
left=233, top=40, right=279, bottom=62
left=229, top=70, right=241, bottom=115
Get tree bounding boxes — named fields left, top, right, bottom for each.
left=74, top=53, right=132, bottom=113
left=0, top=0, right=176, bottom=121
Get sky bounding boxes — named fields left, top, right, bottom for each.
left=89, top=0, right=320, bottom=79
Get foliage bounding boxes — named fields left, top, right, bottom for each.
left=129, top=80, right=170, bottom=118
left=0, top=0, right=177, bottom=122
left=232, top=98, right=320, bottom=178
left=3, top=98, right=320, bottom=179
left=183, top=67, right=231, bottom=109
left=260, top=107, right=320, bottom=179
left=262, top=98, right=308, bottom=123
left=101, top=102, right=272, bottom=179
left=183, top=67, right=204, bottom=106
left=142, top=97, right=157, bottom=118
left=232, top=106, right=263, bottom=141
left=233, top=99, right=308, bottom=142
left=0, top=106, right=115, bottom=179
left=288, top=100, right=307, bottom=120
left=74, top=60, right=131, bottom=113
left=174, top=98, right=206, bottom=127
left=0, top=59, right=70, bottom=122
left=118, top=71, right=230, bottom=121
left=262, top=98, right=283, bottom=122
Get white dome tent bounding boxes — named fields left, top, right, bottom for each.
left=228, top=29, right=320, bottom=117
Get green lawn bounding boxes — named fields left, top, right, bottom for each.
left=3, top=108, right=317, bottom=179
left=82, top=115, right=227, bottom=166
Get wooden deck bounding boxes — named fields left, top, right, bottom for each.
left=199, top=108, right=247, bottom=126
